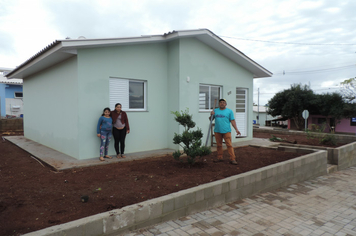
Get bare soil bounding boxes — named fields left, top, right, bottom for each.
left=253, top=131, right=346, bottom=147
left=0, top=132, right=344, bottom=236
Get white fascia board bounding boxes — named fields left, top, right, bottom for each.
left=59, top=29, right=210, bottom=48
left=60, top=35, right=166, bottom=49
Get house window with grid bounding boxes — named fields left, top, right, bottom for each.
left=199, top=84, right=222, bottom=111
left=109, top=77, right=147, bottom=111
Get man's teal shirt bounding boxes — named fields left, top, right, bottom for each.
left=213, top=108, right=235, bottom=134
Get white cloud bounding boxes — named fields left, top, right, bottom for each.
left=0, top=0, right=355, bottom=104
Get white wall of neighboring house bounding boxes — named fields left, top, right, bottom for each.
left=253, top=106, right=275, bottom=126
left=6, top=98, right=24, bottom=117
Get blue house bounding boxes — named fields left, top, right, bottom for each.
left=0, top=68, right=23, bottom=117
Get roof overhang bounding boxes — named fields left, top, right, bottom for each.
left=268, top=117, right=287, bottom=122
left=6, top=29, right=272, bottom=79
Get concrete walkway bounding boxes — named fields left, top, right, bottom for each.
left=124, top=167, right=356, bottom=236
left=4, top=136, right=276, bottom=170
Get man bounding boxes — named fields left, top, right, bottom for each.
left=210, top=98, right=241, bottom=165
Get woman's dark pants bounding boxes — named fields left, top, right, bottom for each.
left=113, top=127, right=126, bottom=155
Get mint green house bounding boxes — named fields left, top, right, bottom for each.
left=6, top=29, right=272, bottom=160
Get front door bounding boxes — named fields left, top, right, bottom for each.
left=235, top=88, right=247, bottom=137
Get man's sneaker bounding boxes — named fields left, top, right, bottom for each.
left=230, top=160, right=238, bottom=165
left=213, top=159, right=224, bottom=163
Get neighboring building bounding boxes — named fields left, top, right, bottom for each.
left=6, top=29, right=272, bottom=160
left=0, top=68, right=23, bottom=117
left=252, top=106, right=275, bottom=126
left=306, top=115, right=356, bottom=134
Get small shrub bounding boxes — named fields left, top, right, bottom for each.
left=171, top=109, right=211, bottom=165
left=306, top=122, right=337, bottom=146
left=320, top=134, right=337, bottom=146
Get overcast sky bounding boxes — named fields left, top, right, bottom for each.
left=1, top=0, right=355, bottom=105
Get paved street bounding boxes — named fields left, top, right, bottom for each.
left=124, top=167, right=356, bottom=236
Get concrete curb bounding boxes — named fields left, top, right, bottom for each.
left=23, top=149, right=327, bottom=236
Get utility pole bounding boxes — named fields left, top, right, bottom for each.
left=257, top=88, right=260, bottom=125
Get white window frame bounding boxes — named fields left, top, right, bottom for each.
left=199, top=84, right=222, bottom=112
left=109, top=77, right=147, bottom=111
left=14, top=92, right=23, bottom=98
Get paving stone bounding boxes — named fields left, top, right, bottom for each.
left=127, top=167, right=356, bottom=236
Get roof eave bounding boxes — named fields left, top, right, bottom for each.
left=7, top=29, right=272, bottom=79
left=6, top=42, right=73, bottom=79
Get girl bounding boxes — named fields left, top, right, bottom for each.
left=111, top=103, right=130, bottom=158
left=97, top=107, right=113, bottom=161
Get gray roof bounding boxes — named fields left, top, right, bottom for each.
left=0, top=80, right=23, bottom=85
left=6, top=29, right=272, bottom=79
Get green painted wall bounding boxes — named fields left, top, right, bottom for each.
left=76, top=43, right=169, bottom=159
left=166, top=40, right=181, bottom=150
left=177, top=38, right=254, bottom=143
left=23, top=57, right=79, bottom=158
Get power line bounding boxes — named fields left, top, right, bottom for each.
left=253, top=88, right=341, bottom=95
left=220, top=35, right=356, bottom=46
left=273, top=64, right=356, bottom=75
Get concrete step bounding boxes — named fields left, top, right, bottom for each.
left=327, top=164, right=338, bottom=174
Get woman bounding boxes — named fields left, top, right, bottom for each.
left=111, top=103, right=130, bottom=158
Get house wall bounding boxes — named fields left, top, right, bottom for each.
left=307, top=115, right=356, bottom=134
left=5, top=84, right=23, bottom=117
left=0, top=84, right=23, bottom=117
left=76, top=42, right=170, bottom=159
left=5, top=98, right=23, bottom=117
left=336, top=118, right=356, bottom=134
left=23, top=57, right=80, bottom=158
left=5, top=84, right=22, bottom=98
left=252, top=111, right=275, bottom=126
left=178, top=38, right=254, bottom=143
left=166, top=40, right=181, bottom=150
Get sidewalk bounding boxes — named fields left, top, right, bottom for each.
left=125, top=167, right=356, bottom=236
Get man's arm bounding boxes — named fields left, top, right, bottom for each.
left=231, top=120, right=241, bottom=135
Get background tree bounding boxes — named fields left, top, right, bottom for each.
left=340, top=77, right=356, bottom=102
left=313, top=93, right=345, bottom=130
left=268, top=84, right=315, bottom=130
left=268, top=83, right=356, bottom=131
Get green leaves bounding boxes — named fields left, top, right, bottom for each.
left=171, top=109, right=211, bottom=165
left=268, top=83, right=356, bottom=130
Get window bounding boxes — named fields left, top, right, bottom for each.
left=351, top=118, right=356, bottom=126
left=199, top=84, right=222, bottom=111
left=14, top=92, right=23, bottom=98
left=317, top=118, right=326, bottom=124
left=109, top=78, right=147, bottom=111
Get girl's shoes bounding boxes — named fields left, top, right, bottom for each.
left=105, top=155, right=112, bottom=159
left=116, top=154, right=120, bottom=158
left=99, top=157, right=105, bottom=161
left=121, top=154, right=126, bottom=158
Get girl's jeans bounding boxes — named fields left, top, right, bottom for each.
left=100, top=130, right=112, bottom=157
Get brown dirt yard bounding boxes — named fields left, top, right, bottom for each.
left=253, top=131, right=347, bottom=147
left=0, top=132, right=347, bottom=236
